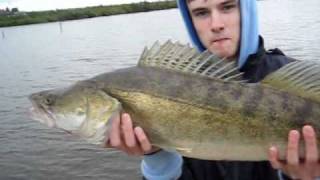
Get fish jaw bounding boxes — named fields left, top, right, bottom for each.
left=29, top=107, right=56, bottom=128
left=29, top=96, right=57, bottom=128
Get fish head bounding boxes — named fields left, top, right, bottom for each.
left=29, top=82, right=121, bottom=145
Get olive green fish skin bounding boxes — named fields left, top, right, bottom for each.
left=30, top=66, right=320, bottom=161
left=96, top=66, right=320, bottom=129
left=29, top=41, right=320, bottom=161
left=89, top=66, right=320, bottom=160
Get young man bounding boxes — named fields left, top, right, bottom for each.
left=107, top=0, right=320, bottom=179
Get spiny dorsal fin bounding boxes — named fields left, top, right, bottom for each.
left=262, top=60, right=320, bottom=102
left=138, top=40, right=244, bottom=82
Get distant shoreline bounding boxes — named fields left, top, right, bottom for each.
left=0, top=1, right=177, bottom=27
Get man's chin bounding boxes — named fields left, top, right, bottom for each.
left=207, top=49, right=229, bottom=59
left=207, top=45, right=236, bottom=60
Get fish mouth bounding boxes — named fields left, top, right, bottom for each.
left=29, top=99, right=56, bottom=128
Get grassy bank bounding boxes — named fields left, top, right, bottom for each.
left=0, top=1, right=177, bottom=27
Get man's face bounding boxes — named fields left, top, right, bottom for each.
left=187, top=0, right=240, bottom=59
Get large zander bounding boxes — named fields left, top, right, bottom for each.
left=29, top=41, right=320, bottom=161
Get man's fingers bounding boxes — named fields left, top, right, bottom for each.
left=107, top=113, right=152, bottom=156
left=286, top=130, right=301, bottom=179
left=287, top=130, right=300, bottom=165
left=121, top=113, right=137, bottom=148
left=121, top=113, right=146, bottom=155
left=303, top=125, right=318, bottom=163
left=268, top=126, right=320, bottom=180
left=134, top=126, right=152, bottom=153
left=109, top=114, right=122, bottom=148
left=268, top=146, right=283, bottom=169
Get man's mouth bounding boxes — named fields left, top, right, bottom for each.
left=211, top=38, right=230, bottom=43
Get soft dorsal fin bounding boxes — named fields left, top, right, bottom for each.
left=262, top=60, right=320, bottom=102
left=138, top=40, right=244, bottom=82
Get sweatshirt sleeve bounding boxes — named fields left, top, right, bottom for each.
left=278, top=170, right=320, bottom=180
left=141, top=150, right=183, bottom=180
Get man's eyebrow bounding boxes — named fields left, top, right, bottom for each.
left=221, top=0, right=237, bottom=5
left=187, top=0, right=237, bottom=5
left=190, top=7, right=207, bottom=14
left=187, top=0, right=207, bottom=4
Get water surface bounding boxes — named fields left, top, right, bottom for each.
left=0, top=0, right=319, bottom=179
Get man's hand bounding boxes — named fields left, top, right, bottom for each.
left=106, top=113, right=160, bottom=156
left=268, top=125, right=320, bottom=180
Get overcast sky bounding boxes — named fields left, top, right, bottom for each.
left=0, top=0, right=160, bottom=11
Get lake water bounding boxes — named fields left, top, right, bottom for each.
left=0, top=0, right=320, bottom=179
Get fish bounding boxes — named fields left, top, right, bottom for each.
left=29, top=40, right=320, bottom=161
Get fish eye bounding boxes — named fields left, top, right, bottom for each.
left=44, top=96, right=55, bottom=106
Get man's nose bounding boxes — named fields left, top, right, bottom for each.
left=210, top=11, right=225, bottom=32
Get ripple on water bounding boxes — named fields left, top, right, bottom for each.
left=44, top=66, right=60, bottom=72
left=30, top=84, right=50, bottom=89
left=71, top=57, right=100, bottom=63
left=9, top=94, right=28, bottom=100
left=0, top=109, right=11, bottom=114
left=19, top=70, right=30, bottom=75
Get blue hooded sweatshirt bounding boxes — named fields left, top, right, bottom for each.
left=141, top=0, right=260, bottom=179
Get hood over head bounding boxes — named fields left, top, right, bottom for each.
left=177, top=0, right=259, bottom=68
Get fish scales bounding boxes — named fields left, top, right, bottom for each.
left=89, top=66, right=320, bottom=160
left=29, top=41, right=320, bottom=161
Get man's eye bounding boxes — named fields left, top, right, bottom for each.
left=222, top=4, right=236, bottom=12
left=194, top=10, right=209, bottom=17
